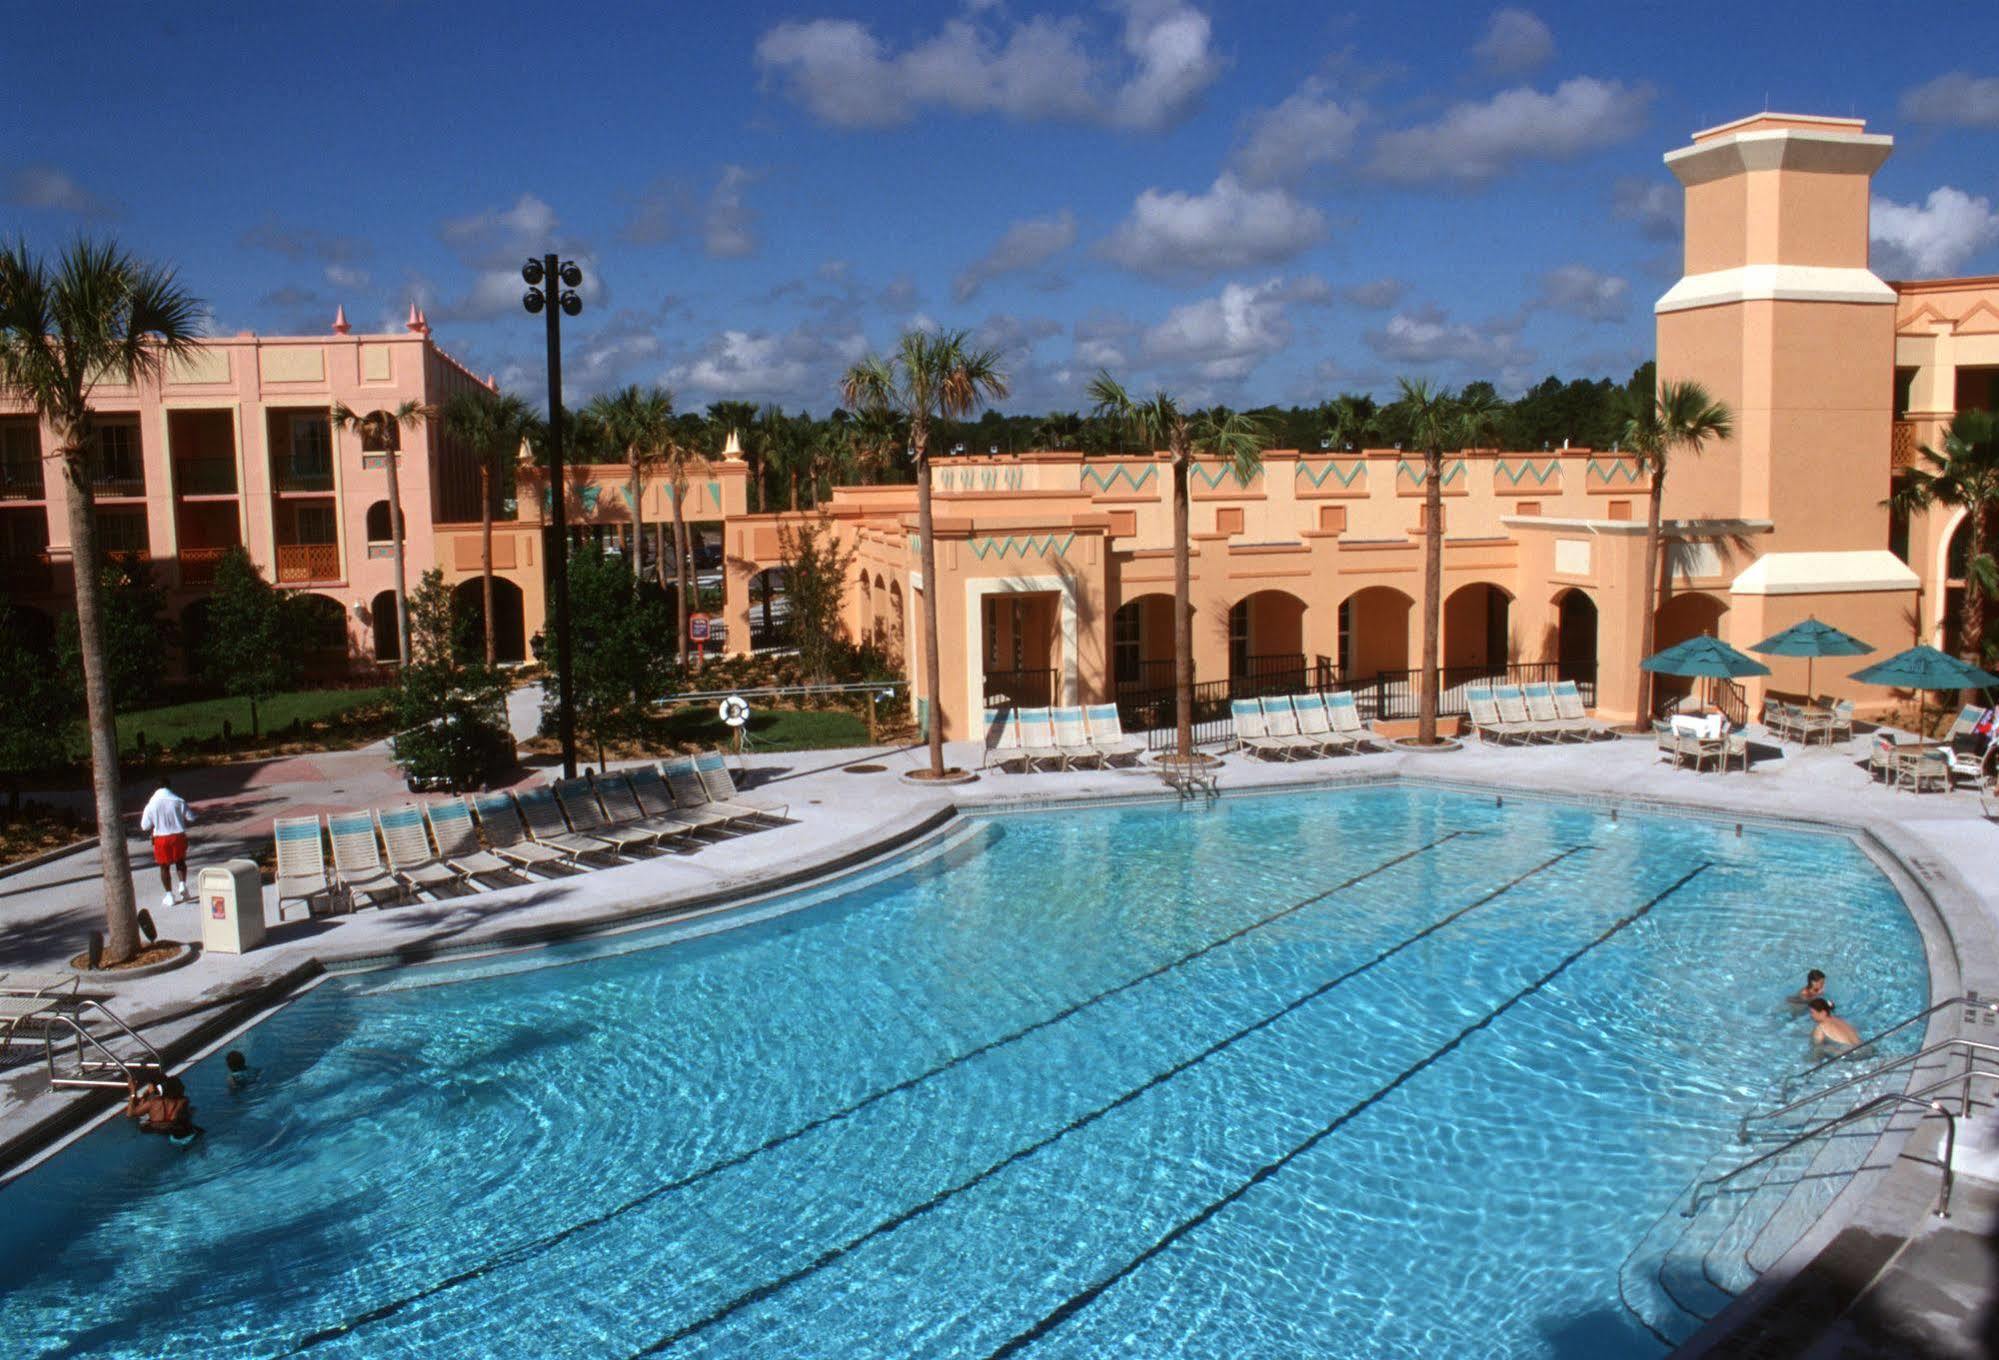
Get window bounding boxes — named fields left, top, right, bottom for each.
left=0, top=421, right=41, bottom=494
left=288, top=413, right=332, bottom=479
left=1113, top=604, right=1141, bottom=684
left=984, top=601, right=999, bottom=667
left=1894, top=367, right=1916, bottom=418
left=93, top=421, right=143, bottom=488
left=296, top=505, right=337, bottom=544
left=365, top=501, right=403, bottom=542
left=96, top=509, right=149, bottom=555
left=1228, top=599, right=1250, bottom=678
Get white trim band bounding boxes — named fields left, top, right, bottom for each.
left=1656, top=265, right=1896, bottom=314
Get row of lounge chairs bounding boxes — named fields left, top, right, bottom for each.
left=1467, top=682, right=1612, bottom=744
left=982, top=704, right=1146, bottom=772
left=272, top=753, right=787, bottom=919
left=1232, top=692, right=1383, bottom=760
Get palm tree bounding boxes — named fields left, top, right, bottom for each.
left=0, top=241, right=202, bottom=965
left=332, top=399, right=433, bottom=666
left=587, top=385, right=675, bottom=598
left=1890, top=409, right=1999, bottom=666
left=440, top=389, right=537, bottom=665
left=1615, top=377, right=1735, bottom=720
left=1317, top=392, right=1379, bottom=451
left=1088, top=374, right=1269, bottom=761
left=1394, top=378, right=1459, bottom=745
left=843, top=331, right=1009, bottom=778
left=659, top=423, right=707, bottom=667
left=850, top=405, right=903, bottom=484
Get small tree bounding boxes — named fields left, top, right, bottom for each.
left=543, top=545, right=676, bottom=767
left=391, top=570, right=512, bottom=791
left=778, top=517, right=859, bottom=684
left=0, top=606, right=78, bottom=817
left=203, top=546, right=303, bottom=737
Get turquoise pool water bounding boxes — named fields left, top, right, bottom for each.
left=0, top=786, right=1927, bottom=1359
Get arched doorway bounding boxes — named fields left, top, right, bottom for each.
left=295, top=593, right=351, bottom=678
left=1228, top=590, right=1307, bottom=686
left=452, top=575, right=527, bottom=663
left=1942, top=511, right=1980, bottom=657
left=1651, top=590, right=1730, bottom=710
left=1555, top=589, right=1598, bottom=686
left=369, top=589, right=399, bottom=662
left=748, top=566, right=788, bottom=648
left=1442, top=582, right=1511, bottom=672
left=1111, top=593, right=1175, bottom=692
left=1337, top=586, right=1413, bottom=681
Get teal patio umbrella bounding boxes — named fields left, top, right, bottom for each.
left=1849, top=644, right=1999, bottom=738
left=1641, top=635, right=1771, bottom=713
left=1747, top=617, right=1874, bottom=700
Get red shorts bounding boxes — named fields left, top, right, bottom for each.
left=151, top=834, right=187, bottom=866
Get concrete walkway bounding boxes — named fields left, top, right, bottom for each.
left=3, top=723, right=1998, bottom=1355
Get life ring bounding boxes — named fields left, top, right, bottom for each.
left=719, top=696, right=752, bottom=728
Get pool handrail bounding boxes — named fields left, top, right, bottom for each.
left=1745, top=1035, right=1999, bottom=1137
left=1690, top=1092, right=1958, bottom=1220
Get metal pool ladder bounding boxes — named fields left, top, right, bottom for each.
left=1, top=993, right=164, bottom=1090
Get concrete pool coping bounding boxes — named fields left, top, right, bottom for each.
left=1, top=733, right=1994, bottom=1353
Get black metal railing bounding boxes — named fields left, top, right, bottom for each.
left=1115, top=660, right=1346, bottom=752
left=984, top=667, right=1058, bottom=709
left=1359, top=660, right=1595, bottom=722
left=174, top=455, right=237, bottom=495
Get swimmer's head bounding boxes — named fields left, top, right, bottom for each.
left=226, top=1051, right=246, bottom=1073
left=1809, top=998, right=1834, bottom=1016
left=1806, top=969, right=1825, bottom=985
left=160, top=1076, right=186, bottom=1099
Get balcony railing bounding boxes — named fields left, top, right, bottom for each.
left=1892, top=420, right=1918, bottom=470
left=272, top=463, right=335, bottom=493
left=275, top=543, right=340, bottom=583
left=983, top=667, right=1058, bottom=709
left=0, top=464, right=45, bottom=500
left=178, top=545, right=235, bottom=587
left=174, top=456, right=237, bottom=495
left=90, top=471, right=146, bottom=498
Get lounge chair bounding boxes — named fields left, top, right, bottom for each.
left=1550, top=681, right=1613, bottom=740
left=1945, top=741, right=1988, bottom=789
left=1522, top=682, right=1588, bottom=742
left=468, top=793, right=580, bottom=872
left=1898, top=747, right=1950, bottom=793
left=1082, top=704, right=1145, bottom=766
left=594, top=772, right=699, bottom=846
left=555, top=776, right=661, bottom=853
left=1258, top=696, right=1323, bottom=757
left=516, top=784, right=624, bottom=861
left=695, top=752, right=790, bottom=822
left=274, top=815, right=345, bottom=920
left=1825, top=698, right=1855, bottom=743
left=981, top=708, right=1030, bottom=772
left=662, top=757, right=762, bottom=830
left=1291, top=693, right=1356, bottom=755
left=635, top=764, right=737, bottom=835
left=1012, top=709, right=1067, bottom=772
left=1465, top=688, right=1524, bottom=744
left=1944, top=704, right=1983, bottom=742
left=1230, top=698, right=1295, bottom=760
left=1049, top=707, right=1106, bottom=769
left=1494, top=686, right=1563, bottom=742
left=1325, top=691, right=1385, bottom=750
left=1867, top=735, right=1898, bottom=784
left=326, top=811, right=410, bottom=908
left=375, top=804, right=466, bottom=896
left=423, top=799, right=519, bottom=882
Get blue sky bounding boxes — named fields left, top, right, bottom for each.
left=6, top=1, right=1999, bottom=414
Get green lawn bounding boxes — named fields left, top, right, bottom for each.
left=656, top=705, right=870, bottom=753
left=114, top=687, right=394, bottom=754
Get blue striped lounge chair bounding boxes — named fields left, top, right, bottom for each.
left=1258, top=696, right=1323, bottom=757
left=1231, top=699, right=1294, bottom=760
left=1083, top=704, right=1145, bottom=766
left=1013, top=708, right=1067, bottom=771
left=1325, top=691, right=1385, bottom=750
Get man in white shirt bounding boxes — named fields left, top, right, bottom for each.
left=139, top=776, right=195, bottom=910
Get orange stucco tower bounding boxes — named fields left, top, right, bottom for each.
left=1654, top=113, right=1918, bottom=697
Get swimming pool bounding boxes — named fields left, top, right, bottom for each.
left=0, top=785, right=1928, bottom=1359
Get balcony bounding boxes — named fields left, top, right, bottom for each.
left=272, top=464, right=335, bottom=494
left=178, top=545, right=233, bottom=587
left=275, top=543, right=340, bottom=583
left=174, top=456, right=237, bottom=496
left=90, top=471, right=146, bottom=499
left=0, top=462, right=44, bottom=500
left=1892, top=420, right=1917, bottom=470
left=0, top=555, right=51, bottom=594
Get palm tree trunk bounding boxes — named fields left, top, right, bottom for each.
left=628, top=452, right=642, bottom=599
left=1173, top=454, right=1194, bottom=760
left=788, top=468, right=799, bottom=513
left=656, top=521, right=668, bottom=591
left=60, top=444, right=138, bottom=964
left=673, top=485, right=691, bottom=669
left=479, top=462, right=496, bottom=668
left=915, top=434, right=945, bottom=777
left=1962, top=504, right=1988, bottom=665
left=1418, top=447, right=1443, bottom=744
left=1636, top=473, right=1666, bottom=722
left=385, top=453, right=410, bottom=666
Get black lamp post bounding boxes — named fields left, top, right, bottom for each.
left=523, top=254, right=583, bottom=778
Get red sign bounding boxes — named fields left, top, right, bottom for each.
left=688, top=613, right=711, bottom=642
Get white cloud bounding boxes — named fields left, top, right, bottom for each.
left=4, top=165, right=115, bottom=216
left=1104, top=173, right=1326, bottom=277
left=442, top=194, right=558, bottom=248
left=434, top=194, right=605, bottom=322
left=1473, top=8, right=1553, bottom=77
left=1343, top=278, right=1405, bottom=309
left=665, top=325, right=871, bottom=406
left=1370, top=77, right=1651, bottom=185
left=753, top=1, right=1218, bottom=131
left=1900, top=72, right=1999, bottom=128
left=954, top=210, right=1078, bottom=301
left=704, top=165, right=759, bottom=259
left=1871, top=187, right=1999, bottom=278
left=1364, top=304, right=1529, bottom=373
left=1143, top=276, right=1327, bottom=382
left=1535, top=264, right=1628, bottom=322
left=1230, top=81, right=1363, bottom=186
left=1612, top=177, right=1680, bottom=241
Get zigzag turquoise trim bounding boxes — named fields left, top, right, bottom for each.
left=1081, top=463, right=1157, bottom=493
left=1396, top=458, right=1467, bottom=486
left=542, top=485, right=604, bottom=513
left=1191, top=463, right=1256, bottom=490
left=1295, top=459, right=1367, bottom=489
left=968, top=533, right=1074, bottom=561
left=1494, top=459, right=1561, bottom=486
left=1587, top=458, right=1644, bottom=484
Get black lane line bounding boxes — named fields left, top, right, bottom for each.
left=982, top=860, right=1715, bottom=1360
left=624, top=844, right=1591, bottom=1357
left=277, top=831, right=1474, bottom=1356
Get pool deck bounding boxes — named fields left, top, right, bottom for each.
left=3, top=726, right=1997, bottom=1355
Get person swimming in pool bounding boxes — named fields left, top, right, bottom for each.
left=225, top=1050, right=259, bottom=1092
left=126, top=1069, right=202, bottom=1144
left=1807, top=998, right=1860, bottom=1054
left=1792, top=969, right=1827, bottom=1005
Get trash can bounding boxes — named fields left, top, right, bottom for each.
left=198, top=860, right=266, bottom=955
